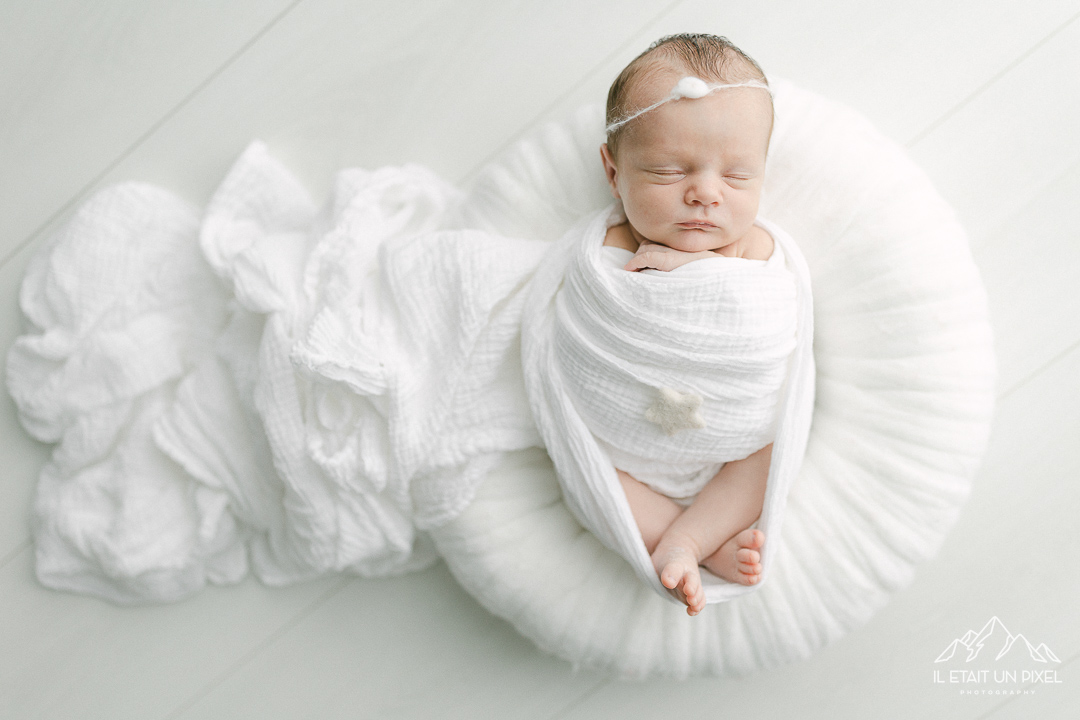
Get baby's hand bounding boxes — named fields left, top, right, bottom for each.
left=624, top=241, right=715, bottom=272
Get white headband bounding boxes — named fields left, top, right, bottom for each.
left=605, top=76, right=772, bottom=135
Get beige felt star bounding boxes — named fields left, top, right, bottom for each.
left=644, top=387, right=706, bottom=436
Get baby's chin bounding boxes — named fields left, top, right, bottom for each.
left=650, top=231, right=733, bottom=254
left=671, top=240, right=725, bottom=253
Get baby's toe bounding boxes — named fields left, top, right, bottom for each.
left=738, top=560, right=761, bottom=575
left=738, top=528, right=764, bottom=550
left=744, top=563, right=764, bottom=583
left=736, top=547, right=760, bottom=565
left=681, top=574, right=705, bottom=613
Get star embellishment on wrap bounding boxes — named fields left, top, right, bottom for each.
left=644, top=387, right=707, bottom=436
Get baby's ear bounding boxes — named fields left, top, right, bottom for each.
left=599, top=144, right=620, bottom=198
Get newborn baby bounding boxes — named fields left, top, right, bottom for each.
left=597, top=34, right=784, bottom=615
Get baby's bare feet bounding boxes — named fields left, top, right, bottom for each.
left=652, top=543, right=706, bottom=616
left=702, top=528, right=765, bottom=586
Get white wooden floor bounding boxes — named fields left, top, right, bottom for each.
left=2, top=2, right=1078, bottom=718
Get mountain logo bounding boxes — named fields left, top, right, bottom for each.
left=935, top=616, right=1061, bottom=664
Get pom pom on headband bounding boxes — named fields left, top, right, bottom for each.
left=672, top=76, right=711, bottom=99
left=605, top=76, right=772, bottom=135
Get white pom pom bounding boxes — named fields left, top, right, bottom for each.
left=672, top=76, right=710, bottom=99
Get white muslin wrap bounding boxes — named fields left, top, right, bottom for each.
left=523, top=204, right=815, bottom=603
left=578, top=212, right=791, bottom=500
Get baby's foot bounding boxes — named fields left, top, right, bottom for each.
left=703, top=528, right=765, bottom=586
left=652, top=543, right=706, bottom=616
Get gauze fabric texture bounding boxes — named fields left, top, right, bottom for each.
left=8, top=149, right=550, bottom=600
left=522, top=203, right=814, bottom=604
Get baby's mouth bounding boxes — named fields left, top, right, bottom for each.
left=677, top=221, right=718, bottom=230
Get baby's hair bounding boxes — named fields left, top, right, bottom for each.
left=605, top=33, right=771, bottom=158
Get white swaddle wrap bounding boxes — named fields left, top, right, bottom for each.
left=590, top=216, right=791, bottom=501
left=523, top=204, right=816, bottom=603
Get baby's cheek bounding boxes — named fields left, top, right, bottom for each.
left=630, top=184, right=660, bottom=207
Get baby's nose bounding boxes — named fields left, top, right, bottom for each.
left=685, top=174, right=723, bottom=205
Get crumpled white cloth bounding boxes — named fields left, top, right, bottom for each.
left=7, top=141, right=548, bottom=602
left=522, top=203, right=815, bottom=603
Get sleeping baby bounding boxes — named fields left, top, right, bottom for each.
left=589, top=34, right=793, bottom=615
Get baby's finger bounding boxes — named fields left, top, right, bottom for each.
left=624, top=251, right=668, bottom=272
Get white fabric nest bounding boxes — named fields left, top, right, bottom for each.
left=435, top=79, right=995, bottom=676
left=6, top=79, right=995, bottom=677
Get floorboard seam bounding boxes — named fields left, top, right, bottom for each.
left=905, top=7, right=1080, bottom=149
left=1000, top=336, right=1080, bottom=402
left=974, top=648, right=1078, bottom=719
left=161, top=574, right=355, bottom=720
left=544, top=677, right=611, bottom=720
left=0, top=0, right=306, bottom=272
left=969, top=153, right=1080, bottom=254
left=458, top=0, right=686, bottom=187
left=0, top=538, right=30, bottom=572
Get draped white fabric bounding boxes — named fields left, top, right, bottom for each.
left=8, top=144, right=548, bottom=601
left=521, top=204, right=814, bottom=603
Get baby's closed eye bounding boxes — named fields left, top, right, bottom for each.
left=723, top=172, right=756, bottom=186
left=648, top=173, right=684, bottom=185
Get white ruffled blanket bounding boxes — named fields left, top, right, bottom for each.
left=8, top=143, right=547, bottom=602
left=523, top=204, right=814, bottom=603
left=8, top=138, right=810, bottom=607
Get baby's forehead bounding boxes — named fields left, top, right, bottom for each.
left=623, top=60, right=771, bottom=119
left=634, top=78, right=771, bottom=130
left=621, top=93, right=773, bottom=162
left=624, top=62, right=691, bottom=108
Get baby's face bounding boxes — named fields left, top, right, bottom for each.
left=601, top=71, right=772, bottom=253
